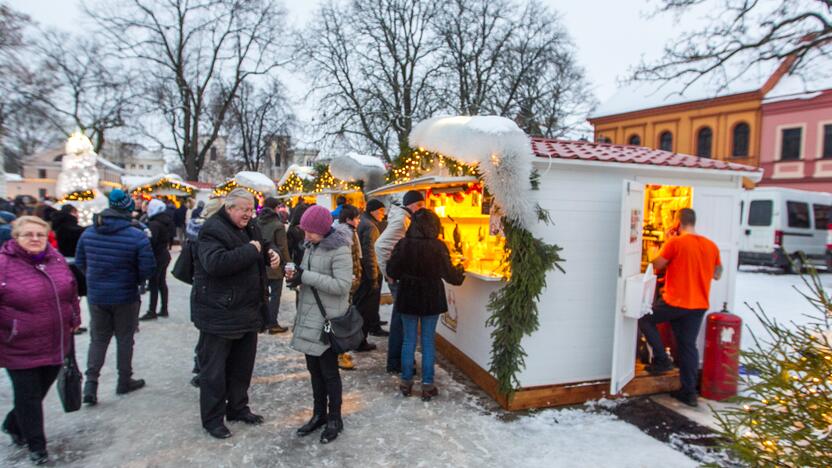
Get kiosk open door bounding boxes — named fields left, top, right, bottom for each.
left=610, top=180, right=646, bottom=395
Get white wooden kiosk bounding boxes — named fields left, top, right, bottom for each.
left=379, top=116, right=763, bottom=410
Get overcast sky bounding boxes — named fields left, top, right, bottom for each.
left=6, top=0, right=703, bottom=144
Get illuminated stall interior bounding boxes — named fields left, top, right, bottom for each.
left=131, top=176, right=196, bottom=208
left=640, top=185, right=692, bottom=272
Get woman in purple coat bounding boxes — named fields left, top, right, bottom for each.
left=0, top=216, right=81, bottom=465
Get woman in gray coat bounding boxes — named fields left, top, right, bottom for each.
left=286, top=205, right=353, bottom=444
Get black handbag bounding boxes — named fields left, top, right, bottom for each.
left=172, top=240, right=195, bottom=284
left=311, top=287, right=364, bottom=354
left=57, top=338, right=82, bottom=413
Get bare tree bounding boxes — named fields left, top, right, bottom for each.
left=300, top=0, right=441, bottom=163
left=634, top=0, right=831, bottom=90
left=87, top=0, right=289, bottom=180
left=226, top=79, right=295, bottom=171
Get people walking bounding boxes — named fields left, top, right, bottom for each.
left=386, top=209, right=465, bottom=401
left=75, top=189, right=156, bottom=406
left=287, top=204, right=353, bottom=444
left=374, top=190, right=426, bottom=373
left=256, top=197, right=291, bottom=334
left=50, top=204, right=85, bottom=258
left=354, top=199, right=387, bottom=348
left=638, top=208, right=723, bottom=408
left=191, top=189, right=279, bottom=439
left=140, top=199, right=175, bottom=321
left=335, top=204, right=362, bottom=370
left=0, top=216, right=81, bottom=465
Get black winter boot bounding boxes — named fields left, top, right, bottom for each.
left=139, top=312, right=157, bottom=321
left=83, top=381, right=98, bottom=406
left=296, top=414, right=327, bottom=437
left=116, top=378, right=145, bottom=395
left=320, top=417, right=343, bottom=444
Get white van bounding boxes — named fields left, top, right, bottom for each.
left=739, top=188, right=832, bottom=272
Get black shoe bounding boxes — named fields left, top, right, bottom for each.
left=379, top=321, right=388, bottom=326
left=116, top=378, right=146, bottom=395
left=206, top=425, right=232, bottom=439
left=158, top=311, right=169, bottom=318
left=320, top=418, right=343, bottom=444
left=646, top=360, right=674, bottom=375
left=296, top=414, right=327, bottom=437
left=268, top=325, right=288, bottom=334
left=355, top=341, right=377, bottom=352
left=368, top=328, right=389, bottom=337
left=670, top=390, right=698, bottom=407
left=190, top=375, right=200, bottom=388
left=83, top=381, right=98, bottom=406
left=29, top=450, right=48, bottom=465
left=73, top=326, right=88, bottom=335
left=386, top=367, right=401, bottom=374
left=227, top=411, right=264, bottom=425
left=2, top=425, right=25, bottom=447
left=139, top=312, right=158, bottom=321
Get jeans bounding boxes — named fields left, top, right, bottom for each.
left=401, top=314, right=439, bottom=385
left=198, top=331, right=258, bottom=429
left=4, top=366, right=60, bottom=452
left=305, top=348, right=342, bottom=417
left=267, top=278, right=284, bottom=326
left=639, top=298, right=706, bottom=396
left=386, top=281, right=404, bottom=371
left=148, top=255, right=170, bottom=315
left=86, top=302, right=140, bottom=384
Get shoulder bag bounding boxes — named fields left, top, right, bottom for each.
left=311, top=287, right=364, bottom=354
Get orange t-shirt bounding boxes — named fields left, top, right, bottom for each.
left=659, top=233, right=721, bottom=310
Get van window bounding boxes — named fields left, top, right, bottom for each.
left=813, top=204, right=831, bottom=230
left=787, top=201, right=810, bottom=228
left=748, top=200, right=773, bottom=226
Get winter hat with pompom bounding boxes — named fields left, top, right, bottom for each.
left=108, top=189, right=135, bottom=212
left=300, top=205, right=334, bottom=236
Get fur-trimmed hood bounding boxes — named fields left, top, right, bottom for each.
left=314, top=222, right=353, bottom=251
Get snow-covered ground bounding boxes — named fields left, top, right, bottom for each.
left=0, top=252, right=699, bottom=468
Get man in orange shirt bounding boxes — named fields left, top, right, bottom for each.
left=639, top=208, right=723, bottom=407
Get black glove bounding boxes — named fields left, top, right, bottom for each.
left=286, top=267, right=304, bottom=288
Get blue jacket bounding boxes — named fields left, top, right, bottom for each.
left=75, top=209, right=156, bottom=305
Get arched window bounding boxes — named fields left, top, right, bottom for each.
left=696, top=127, right=713, bottom=158
left=598, top=136, right=612, bottom=144
left=628, top=134, right=641, bottom=146
left=659, top=131, right=673, bottom=151
left=732, top=123, right=750, bottom=157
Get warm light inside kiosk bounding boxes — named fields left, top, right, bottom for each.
left=641, top=184, right=692, bottom=273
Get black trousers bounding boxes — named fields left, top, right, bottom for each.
left=353, top=276, right=382, bottom=337
left=4, top=366, right=61, bottom=452
left=148, top=255, right=171, bottom=314
left=86, top=302, right=140, bottom=384
left=304, top=348, right=342, bottom=418
left=198, top=331, right=258, bottom=429
left=638, top=298, right=706, bottom=396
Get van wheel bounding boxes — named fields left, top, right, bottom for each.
left=785, top=255, right=804, bottom=274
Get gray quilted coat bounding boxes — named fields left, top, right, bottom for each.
left=289, top=223, right=353, bottom=356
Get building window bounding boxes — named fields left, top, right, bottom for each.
left=659, top=131, right=673, bottom=151
left=37, top=169, right=47, bottom=179
left=628, top=134, right=641, bottom=146
left=210, top=147, right=218, bottom=161
left=732, top=123, right=750, bottom=157
left=696, top=127, right=712, bottom=158
left=597, top=136, right=612, bottom=144
left=780, top=128, right=802, bottom=161
left=823, top=124, right=832, bottom=159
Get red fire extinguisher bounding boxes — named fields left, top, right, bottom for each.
left=701, top=302, right=742, bottom=401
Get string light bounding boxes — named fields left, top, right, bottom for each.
left=131, top=178, right=195, bottom=197
left=58, top=189, right=95, bottom=203
left=277, top=172, right=307, bottom=194
left=213, top=179, right=265, bottom=206
left=388, top=148, right=479, bottom=184
left=312, top=166, right=360, bottom=193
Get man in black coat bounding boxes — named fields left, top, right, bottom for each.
left=191, top=189, right=280, bottom=439
left=51, top=204, right=85, bottom=258
left=354, top=199, right=388, bottom=352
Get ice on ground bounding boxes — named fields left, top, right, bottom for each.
left=0, top=251, right=696, bottom=468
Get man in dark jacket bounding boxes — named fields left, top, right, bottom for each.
left=174, top=201, right=188, bottom=245
left=354, top=199, right=387, bottom=352
left=50, top=204, right=84, bottom=258
left=75, top=189, right=156, bottom=405
left=192, top=188, right=280, bottom=439
left=140, top=199, right=176, bottom=321
left=256, top=197, right=291, bottom=334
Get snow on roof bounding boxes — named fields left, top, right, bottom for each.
left=591, top=61, right=779, bottom=119
left=235, top=171, right=277, bottom=196
left=531, top=137, right=762, bottom=181
left=277, top=164, right=316, bottom=187
left=409, top=115, right=535, bottom=228
left=764, top=68, right=832, bottom=103
left=96, top=157, right=126, bottom=173
left=330, top=152, right=386, bottom=187
left=5, top=173, right=22, bottom=182
left=124, top=173, right=196, bottom=191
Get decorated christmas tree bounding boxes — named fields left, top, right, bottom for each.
left=56, top=132, right=109, bottom=225
left=714, top=263, right=832, bottom=467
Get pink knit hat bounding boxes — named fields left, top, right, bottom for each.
left=300, top=205, right=334, bottom=236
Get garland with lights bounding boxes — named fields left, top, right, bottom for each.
left=713, top=262, right=831, bottom=466
left=131, top=178, right=194, bottom=197
left=213, top=179, right=265, bottom=205
left=277, top=172, right=311, bottom=195
left=58, top=189, right=96, bottom=203
left=388, top=149, right=564, bottom=396
left=312, top=164, right=361, bottom=193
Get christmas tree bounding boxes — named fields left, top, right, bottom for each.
left=713, top=262, right=832, bottom=467
left=56, top=132, right=109, bottom=225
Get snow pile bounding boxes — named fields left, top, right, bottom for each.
left=410, top=115, right=536, bottom=228
left=329, top=152, right=386, bottom=190
left=276, top=164, right=315, bottom=188
left=235, top=171, right=277, bottom=196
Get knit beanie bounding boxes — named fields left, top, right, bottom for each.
left=147, top=199, right=166, bottom=218
left=366, top=199, right=384, bottom=214
left=108, top=189, right=135, bottom=212
left=402, top=190, right=424, bottom=207
left=300, top=204, right=334, bottom=236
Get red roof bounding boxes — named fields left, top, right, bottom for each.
left=186, top=180, right=215, bottom=189
left=531, top=137, right=761, bottom=173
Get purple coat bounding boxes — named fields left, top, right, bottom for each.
left=0, top=240, right=80, bottom=370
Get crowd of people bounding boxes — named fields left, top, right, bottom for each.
left=0, top=186, right=467, bottom=463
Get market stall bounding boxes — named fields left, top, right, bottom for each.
left=127, top=174, right=197, bottom=207
left=276, top=164, right=316, bottom=207
left=376, top=115, right=762, bottom=411
left=214, top=171, right=277, bottom=207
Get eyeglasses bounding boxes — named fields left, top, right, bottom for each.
left=19, top=232, right=48, bottom=239
left=231, top=205, right=255, bottom=214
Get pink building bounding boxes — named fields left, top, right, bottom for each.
left=759, top=75, right=832, bottom=192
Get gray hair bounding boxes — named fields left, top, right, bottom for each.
left=224, top=188, right=255, bottom=209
